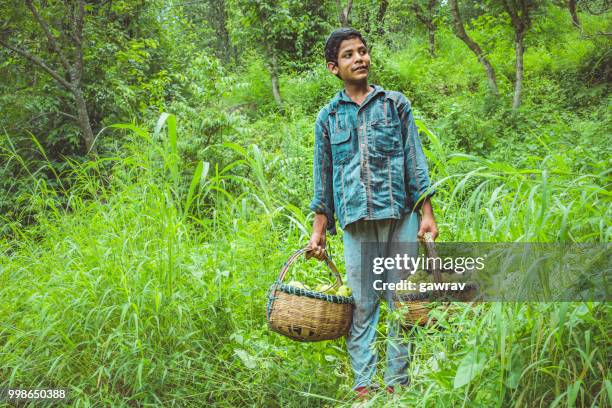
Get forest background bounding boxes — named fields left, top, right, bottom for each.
left=0, top=0, right=610, bottom=406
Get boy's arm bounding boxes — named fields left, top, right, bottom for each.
left=307, top=113, right=335, bottom=259
left=396, top=93, right=438, bottom=239
left=419, top=198, right=438, bottom=240
left=307, top=213, right=328, bottom=260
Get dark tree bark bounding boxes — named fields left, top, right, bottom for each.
left=211, top=0, right=232, bottom=64
left=336, top=0, right=353, bottom=27
left=567, top=0, right=612, bottom=36
left=266, top=44, right=282, bottom=106
left=449, top=0, right=499, bottom=96
left=411, top=0, right=438, bottom=57
left=568, top=0, right=580, bottom=28
left=502, top=0, right=533, bottom=109
left=0, top=0, right=96, bottom=154
left=376, top=0, right=389, bottom=36
left=581, top=0, right=611, bottom=15
left=512, top=29, right=526, bottom=109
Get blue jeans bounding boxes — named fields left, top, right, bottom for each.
left=343, top=212, right=419, bottom=390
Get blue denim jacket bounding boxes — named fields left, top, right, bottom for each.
left=309, top=85, right=435, bottom=235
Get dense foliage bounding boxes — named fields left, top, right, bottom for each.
left=1, top=0, right=610, bottom=406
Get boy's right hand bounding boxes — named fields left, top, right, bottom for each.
left=306, top=232, right=326, bottom=260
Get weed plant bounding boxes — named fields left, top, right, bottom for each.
left=1, top=112, right=609, bottom=406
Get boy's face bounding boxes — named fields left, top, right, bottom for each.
left=327, top=37, right=370, bottom=83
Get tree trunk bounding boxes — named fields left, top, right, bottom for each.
left=502, top=0, right=531, bottom=109
left=427, top=0, right=437, bottom=57
left=568, top=0, right=580, bottom=28
left=214, top=0, right=232, bottom=64
left=427, top=23, right=436, bottom=57
left=411, top=1, right=438, bottom=57
left=271, top=71, right=282, bottom=106
left=376, top=0, right=389, bottom=36
left=0, top=0, right=96, bottom=155
left=337, top=0, right=353, bottom=26
left=512, top=30, right=525, bottom=109
left=268, top=49, right=282, bottom=106
left=232, top=45, right=239, bottom=66
left=73, top=89, right=96, bottom=153
left=449, top=0, right=499, bottom=96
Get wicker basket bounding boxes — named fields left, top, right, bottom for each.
left=394, top=233, right=478, bottom=327
left=266, top=247, right=354, bottom=342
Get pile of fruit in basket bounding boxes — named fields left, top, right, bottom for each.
left=285, top=280, right=352, bottom=297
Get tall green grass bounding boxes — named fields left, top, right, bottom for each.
left=0, top=113, right=610, bottom=407
left=417, top=120, right=612, bottom=243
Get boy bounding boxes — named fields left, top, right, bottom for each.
left=307, top=28, right=438, bottom=399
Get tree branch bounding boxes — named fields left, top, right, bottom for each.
left=568, top=0, right=581, bottom=28
left=346, top=0, right=353, bottom=23
left=336, top=0, right=353, bottom=26
left=73, top=0, right=85, bottom=85
left=449, top=0, right=498, bottom=95
left=427, top=0, right=438, bottom=29
left=58, top=110, right=78, bottom=120
left=0, top=38, right=73, bottom=90
left=520, top=0, right=532, bottom=30
left=376, top=0, right=389, bottom=35
left=411, top=0, right=436, bottom=30
left=411, top=2, right=427, bottom=25
left=25, top=0, right=73, bottom=78
left=502, top=0, right=520, bottom=29
left=582, top=0, right=612, bottom=15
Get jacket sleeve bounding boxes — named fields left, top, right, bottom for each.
left=395, top=93, right=436, bottom=210
left=308, top=111, right=337, bottom=235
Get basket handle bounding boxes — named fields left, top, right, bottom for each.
left=422, top=232, right=443, bottom=284
left=277, top=247, right=343, bottom=289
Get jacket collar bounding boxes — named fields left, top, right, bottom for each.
left=330, top=84, right=386, bottom=112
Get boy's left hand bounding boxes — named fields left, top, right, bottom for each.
left=417, top=214, right=438, bottom=241
left=417, top=198, right=438, bottom=240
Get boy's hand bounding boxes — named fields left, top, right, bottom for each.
left=417, top=198, right=439, bottom=241
left=306, top=232, right=326, bottom=260
left=306, top=213, right=328, bottom=260
left=417, top=214, right=438, bottom=241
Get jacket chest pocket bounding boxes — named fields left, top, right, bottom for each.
left=370, top=121, right=401, bottom=154
left=330, top=129, right=352, bottom=164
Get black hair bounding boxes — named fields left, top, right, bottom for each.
left=324, top=28, right=367, bottom=65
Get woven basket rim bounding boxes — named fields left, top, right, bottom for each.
left=269, top=282, right=355, bottom=305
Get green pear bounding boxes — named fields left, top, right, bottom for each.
left=336, top=285, right=352, bottom=297
left=315, top=283, right=335, bottom=293
left=287, top=280, right=306, bottom=290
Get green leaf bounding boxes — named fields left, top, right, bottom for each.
left=167, top=114, right=177, bottom=158
left=153, top=112, right=171, bottom=140
left=234, top=348, right=257, bottom=370
left=183, top=161, right=205, bottom=218
left=604, top=380, right=612, bottom=405
left=200, top=161, right=210, bottom=189
left=567, top=380, right=581, bottom=406
left=454, top=349, right=487, bottom=389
